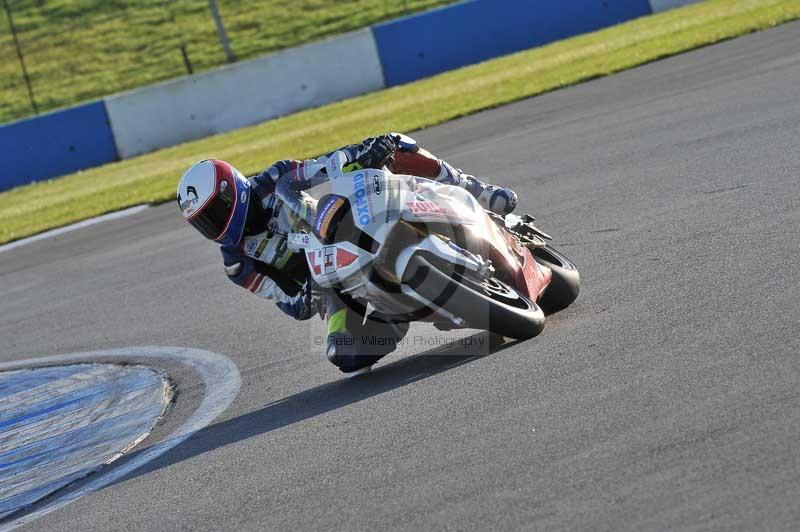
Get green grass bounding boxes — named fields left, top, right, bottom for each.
left=1, top=0, right=799, bottom=245
left=0, top=0, right=456, bottom=124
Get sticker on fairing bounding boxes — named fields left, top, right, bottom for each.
left=307, top=246, right=359, bottom=276
left=254, top=239, right=268, bottom=258
left=326, top=158, right=338, bottom=179
left=307, top=247, right=336, bottom=275
left=352, top=172, right=375, bottom=225
left=314, top=196, right=346, bottom=240
left=406, top=201, right=447, bottom=217
left=288, top=233, right=311, bottom=251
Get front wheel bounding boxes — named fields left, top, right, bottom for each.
left=531, top=245, right=580, bottom=314
left=401, top=255, right=545, bottom=340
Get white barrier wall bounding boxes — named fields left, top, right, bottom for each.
left=104, top=1, right=704, bottom=161
left=105, top=29, right=385, bottom=159
left=649, top=0, right=702, bottom=13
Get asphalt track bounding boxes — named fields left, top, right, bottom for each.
left=1, top=20, right=799, bottom=531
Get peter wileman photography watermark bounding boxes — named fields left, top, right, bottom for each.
left=313, top=333, right=489, bottom=352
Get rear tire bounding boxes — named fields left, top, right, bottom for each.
left=531, top=245, right=580, bottom=314
left=402, top=255, right=545, bottom=340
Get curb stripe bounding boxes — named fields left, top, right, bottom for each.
left=0, top=347, right=240, bottom=531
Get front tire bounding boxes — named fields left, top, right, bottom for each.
left=532, top=245, right=580, bottom=314
left=401, top=255, right=545, bottom=340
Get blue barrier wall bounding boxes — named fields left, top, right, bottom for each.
left=373, top=0, right=653, bottom=87
left=1, top=0, right=697, bottom=192
left=0, top=101, right=117, bottom=192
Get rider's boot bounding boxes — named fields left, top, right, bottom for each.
left=326, top=332, right=385, bottom=375
left=325, top=307, right=409, bottom=375
left=437, top=161, right=518, bottom=215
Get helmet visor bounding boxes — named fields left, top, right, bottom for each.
left=188, top=180, right=235, bottom=240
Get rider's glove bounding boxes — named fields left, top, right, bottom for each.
left=287, top=280, right=325, bottom=321
left=355, top=135, right=398, bottom=169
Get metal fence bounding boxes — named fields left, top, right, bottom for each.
left=0, top=0, right=428, bottom=124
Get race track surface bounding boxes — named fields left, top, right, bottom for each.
left=1, top=21, right=799, bottom=531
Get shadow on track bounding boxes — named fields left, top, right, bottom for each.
left=113, top=332, right=518, bottom=485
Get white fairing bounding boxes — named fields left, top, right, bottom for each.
left=394, top=234, right=483, bottom=281
left=283, top=150, right=493, bottom=320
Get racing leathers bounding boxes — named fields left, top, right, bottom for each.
left=221, top=133, right=517, bottom=373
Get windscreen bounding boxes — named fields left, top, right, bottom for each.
left=273, top=166, right=332, bottom=231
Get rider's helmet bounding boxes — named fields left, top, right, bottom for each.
left=177, top=160, right=251, bottom=246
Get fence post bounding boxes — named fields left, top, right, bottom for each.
left=2, top=0, right=38, bottom=115
left=208, top=0, right=236, bottom=63
left=180, top=45, right=194, bottom=74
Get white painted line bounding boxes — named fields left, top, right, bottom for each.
left=0, top=205, right=149, bottom=254
left=0, top=346, right=241, bottom=531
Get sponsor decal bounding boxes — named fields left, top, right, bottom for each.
left=314, top=196, right=346, bottom=239
left=447, top=241, right=471, bottom=258
left=306, top=252, right=319, bottom=274
left=406, top=201, right=448, bottom=217
left=267, top=216, right=279, bottom=237
left=240, top=190, right=247, bottom=203
left=276, top=239, right=288, bottom=258
left=326, top=157, right=340, bottom=178
left=307, top=246, right=336, bottom=275
left=254, top=239, right=268, bottom=258
left=322, top=247, right=336, bottom=274
left=336, top=248, right=358, bottom=268
left=245, top=239, right=258, bottom=255
left=373, top=176, right=382, bottom=195
left=352, top=172, right=374, bottom=226
left=306, top=246, right=359, bottom=275
left=288, top=233, right=311, bottom=252
left=383, top=179, right=394, bottom=224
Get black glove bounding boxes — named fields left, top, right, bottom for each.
left=293, top=279, right=325, bottom=321
left=355, top=135, right=398, bottom=169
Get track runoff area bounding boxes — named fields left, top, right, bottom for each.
left=1, top=21, right=799, bottom=531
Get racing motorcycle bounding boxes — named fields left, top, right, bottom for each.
left=279, top=151, right=580, bottom=339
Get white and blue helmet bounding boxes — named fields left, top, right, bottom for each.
left=177, top=159, right=251, bottom=246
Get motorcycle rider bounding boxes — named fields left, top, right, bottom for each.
left=177, top=133, right=517, bottom=374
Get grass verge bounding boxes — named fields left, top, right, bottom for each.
left=0, top=0, right=455, bottom=124
left=1, top=0, right=798, bottom=245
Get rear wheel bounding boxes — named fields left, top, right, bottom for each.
left=531, top=245, right=580, bottom=314
left=401, top=255, right=545, bottom=339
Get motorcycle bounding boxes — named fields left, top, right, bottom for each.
left=277, top=151, right=580, bottom=339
